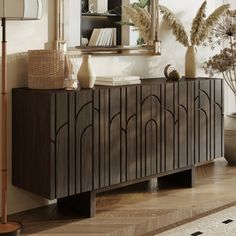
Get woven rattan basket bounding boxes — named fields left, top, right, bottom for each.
left=28, top=50, right=66, bottom=89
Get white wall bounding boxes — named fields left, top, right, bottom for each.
left=0, top=0, right=225, bottom=215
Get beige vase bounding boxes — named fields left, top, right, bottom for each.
left=77, top=55, right=96, bottom=88
left=185, top=46, right=197, bottom=79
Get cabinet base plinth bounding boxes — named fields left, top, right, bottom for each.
left=158, top=167, right=195, bottom=189
left=57, top=191, right=96, bottom=218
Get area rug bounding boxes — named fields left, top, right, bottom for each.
left=154, top=205, right=236, bottom=236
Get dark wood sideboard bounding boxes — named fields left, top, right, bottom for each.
left=12, top=78, right=224, bottom=217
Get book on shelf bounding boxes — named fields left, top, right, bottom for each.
left=88, top=28, right=117, bottom=46
left=88, top=29, right=102, bottom=46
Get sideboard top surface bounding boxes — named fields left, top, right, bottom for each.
left=13, top=77, right=222, bottom=94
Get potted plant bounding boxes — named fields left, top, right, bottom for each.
left=159, top=1, right=229, bottom=78
left=204, top=10, right=236, bottom=96
left=204, top=9, right=236, bottom=165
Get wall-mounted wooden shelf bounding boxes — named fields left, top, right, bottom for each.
left=66, top=45, right=155, bottom=56
left=81, top=13, right=120, bottom=17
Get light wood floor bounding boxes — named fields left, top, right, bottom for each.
left=10, top=158, right=236, bottom=236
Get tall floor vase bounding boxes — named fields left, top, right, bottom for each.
left=185, top=46, right=197, bottom=79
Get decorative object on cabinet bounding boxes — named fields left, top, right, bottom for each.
left=77, top=54, right=96, bottom=88
left=55, top=0, right=161, bottom=55
left=159, top=2, right=230, bottom=78
left=64, top=55, right=78, bottom=90
left=12, top=78, right=224, bottom=218
left=28, top=50, right=66, bottom=89
left=164, top=64, right=181, bottom=80
left=0, top=0, right=42, bottom=235
left=64, top=77, right=78, bottom=90
left=185, top=46, right=197, bottom=78
left=95, top=75, right=141, bottom=86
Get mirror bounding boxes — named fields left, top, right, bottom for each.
left=55, top=0, right=161, bottom=55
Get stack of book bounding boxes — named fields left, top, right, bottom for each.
left=95, top=76, right=141, bottom=86
left=89, top=28, right=117, bottom=46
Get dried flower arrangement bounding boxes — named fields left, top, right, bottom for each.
left=159, top=1, right=230, bottom=47
left=122, top=0, right=150, bottom=42
left=204, top=9, right=236, bottom=49
left=204, top=10, right=236, bottom=95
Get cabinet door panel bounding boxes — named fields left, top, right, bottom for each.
left=141, top=86, right=152, bottom=177
left=93, top=90, right=100, bottom=190
left=55, top=93, right=69, bottom=198
left=199, top=81, right=211, bottom=162
left=125, top=86, right=140, bottom=181
left=75, top=91, right=93, bottom=193
left=214, top=80, right=224, bottom=157
left=165, top=83, right=176, bottom=172
left=194, top=80, right=223, bottom=165
left=178, top=83, right=188, bottom=168
left=109, top=88, right=122, bottom=185
left=151, top=85, right=162, bottom=174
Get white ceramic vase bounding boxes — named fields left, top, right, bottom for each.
left=77, top=55, right=96, bottom=88
left=185, top=46, right=197, bottom=79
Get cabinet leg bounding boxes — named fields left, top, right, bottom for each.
left=57, top=191, right=96, bottom=218
left=158, top=167, right=195, bottom=189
